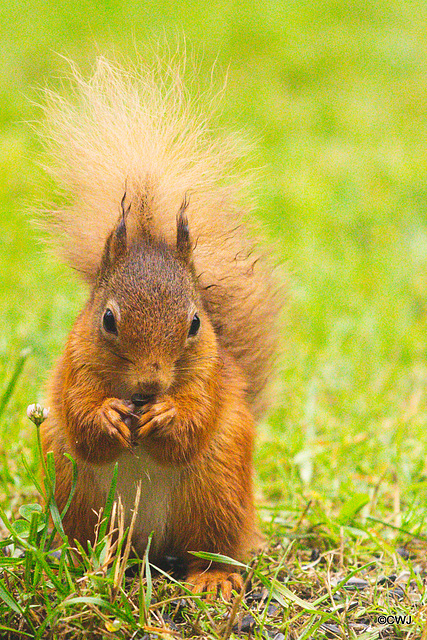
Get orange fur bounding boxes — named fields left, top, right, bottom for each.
left=39, top=57, right=283, bottom=597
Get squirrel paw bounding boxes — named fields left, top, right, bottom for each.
left=99, top=398, right=135, bottom=450
left=133, top=396, right=177, bottom=442
left=187, top=569, right=244, bottom=601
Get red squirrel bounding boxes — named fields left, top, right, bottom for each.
left=38, top=58, right=283, bottom=598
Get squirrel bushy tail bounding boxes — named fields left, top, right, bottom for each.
left=39, top=57, right=283, bottom=418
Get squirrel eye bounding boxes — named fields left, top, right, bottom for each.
left=103, top=308, right=118, bottom=335
left=188, top=312, right=200, bottom=337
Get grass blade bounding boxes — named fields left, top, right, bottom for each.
left=0, top=348, right=30, bottom=419
left=0, top=579, right=24, bottom=615
left=61, top=453, right=78, bottom=518
left=188, top=551, right=247, bottom=568
left=98, top=462, right=118, bottom=542
left=45, top=452, right=67, bottom=542
left=144, top=533, right=153, bottom=613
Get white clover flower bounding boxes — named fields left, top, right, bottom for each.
left=26, top=403, right=49, bottom=426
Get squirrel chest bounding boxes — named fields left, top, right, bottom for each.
left=95, top=447, right=181, bottom=556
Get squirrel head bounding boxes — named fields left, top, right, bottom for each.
left=82, top=197, right=218, bottom=399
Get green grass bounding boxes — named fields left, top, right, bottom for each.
left=2, top=0, right=427, bottom=637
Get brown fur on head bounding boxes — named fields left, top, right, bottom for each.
left=84, top=204, right=217, bottom=401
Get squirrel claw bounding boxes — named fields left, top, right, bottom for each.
left=99, top=398, right=133, bottom=450
left=133, top=398, right=177, bottom=442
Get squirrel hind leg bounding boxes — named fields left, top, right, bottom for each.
left=186, top=567, right=244, bottom=601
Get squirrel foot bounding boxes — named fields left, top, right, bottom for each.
left=99, top=398, right=135, bottom=450
left=133, top=396, right=177, bottom=442
left=187, top=569, right=244, bottom=601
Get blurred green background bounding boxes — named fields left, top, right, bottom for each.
left=2, top=0, right=427, bottom=523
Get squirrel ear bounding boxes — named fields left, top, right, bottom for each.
left=176, top=194, right=192, bottom=264
left=99, top=193, right=129, bottom=274
left=115, top=190, right=129, bottom=249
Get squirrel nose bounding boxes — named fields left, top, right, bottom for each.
left=134, top=380, right=166, bottom=400
left=133, top=362, right=173, bottom=398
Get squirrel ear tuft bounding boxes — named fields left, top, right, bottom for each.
left=99, top=193, right=129, bottom=274
left=115, top=190, right=130, bottom=247
left=176, top=194, right=192, bottom=263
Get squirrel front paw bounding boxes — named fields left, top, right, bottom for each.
left=187, top=569, right=244, bottom=601
left=98, top=398, right=135, bottom=450
left=133, top=396, right=177, bottom=443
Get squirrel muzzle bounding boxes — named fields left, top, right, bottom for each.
left=130, top=368, right=173, bottom=402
